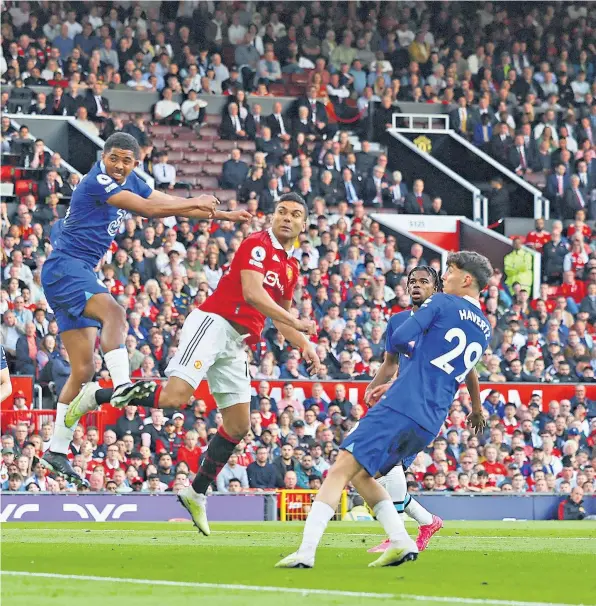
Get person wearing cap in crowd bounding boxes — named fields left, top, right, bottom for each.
left=130, top=476, right=144, bottom=492
left=292, top=419, right=316, bottom=451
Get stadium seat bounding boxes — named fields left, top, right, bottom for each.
left=175, top=130, right=198, bottom=141
left=214, top=189, right=237, bottom=202
left=191, top=140, right=216, bottom=151
left=165, top=150, right=184, bottom=162
left=204, top=115, right=222, bottom=126
left=286, top=84, right=306, bottom=97
left=167, top=139, right=192, bottom=150
left=177, top=165, right=204, bottom=177
left=149, top=125, right=174, bottom=136
left=208, top=152, right=231, bottom=163
left=291, top=72, right=310, bottom=86
left=237, top=141, right=256, bottom=152
left=196, top=176, right=220, bottom=190
left=14, top=179, right=37, bottom=196
left=171, top=188, right=190, bottom=198
left=202, top=164, right=223, bottom=176
left=268, top=83, right=287, bottom=97
left=213, top=140, right=237, bottom=151
left=240, top=154, right=253, bottom=164
left=1, top=166, right=21, bottom=181
left=184, top=151, right=207, bottom=163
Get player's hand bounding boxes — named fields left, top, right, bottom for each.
left=364, top=383, right=390, bottom=407
left=467, top=411, right=486, bottom=435
left=194, top=194, right=220, bottom=218
left=225, top=210, right=253, bottom=223
left=294, top=318, right=317, bottom=335
left=303, top=344, right=321, bottom=375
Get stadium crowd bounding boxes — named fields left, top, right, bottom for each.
left=0, top=2, right=595, bottom=506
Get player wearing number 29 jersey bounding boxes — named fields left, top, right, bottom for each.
left=342, top=292, right=491, bottom=477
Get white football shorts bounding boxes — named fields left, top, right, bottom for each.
left=165, top=309, right=251, bottom=409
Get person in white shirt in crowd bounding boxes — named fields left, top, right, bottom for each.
left=127, top=68, right=153, bottom=91
left=181, top=90, right=207, bottom=129
left=183, top=64, right=203, bottom=93
left=64, top=10, right=83, bottom=39
left=100, top=38, right=119, bottom=72
left=227, top=13, right=247, bottom=45
left=153, top=87, right=182, bottom=125
left=571, top=71, right=590, bottom=105
left=152, top=151, right=179, bottom=191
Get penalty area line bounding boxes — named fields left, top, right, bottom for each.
left=1, top=571, right=592, bottom=606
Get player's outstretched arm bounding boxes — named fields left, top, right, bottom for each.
left=388, top=295, right=441, bottom=354
left=241, top=270, right=317, bottom=333
left=107, top=190, right=220, bottom=219
left=212, top=209, right=253, bottom=223
left=465, top=369, right=486, bottom=434
left=364, top=352, right=399, bottom=406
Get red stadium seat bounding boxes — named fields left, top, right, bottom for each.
left=1, top=166, right=22, bottom=181
left=240, top=154, right=253, bottom=164
left=175, top=130, right=198, bottom=141
left=214, top=189, right=237, bottom=202
left=268, top=83, right=287, bottom=97
left=213, top=140, right=237, bottom=151
left=286, top=84, right=306, bottom=97
left=165, top=149, right=184, bottom=162
left=167, top=139, right=193, bottom=150
left=170, top=188, right=190, bottom=198
left=14, top=179, right=37, bottom=196
left=237, top=141, right=256, bottom=152
left=291, top=72, right=310, bottom=86
left=202, top=164, right=223, bottom=176
left=177, top=165, right=204, bottom=177
left=184, top=151, right=207, bottom=163
left=149, top=125, right=174, bottom=136
left=191, top=140, right=216, bottom=151
left=208, top=152, right=231, bottom=163
left=204, top=114, right=222, bottom=126
left=196, top=176, right=220, bottom=190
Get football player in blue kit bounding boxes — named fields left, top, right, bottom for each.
left=365, top=266, right=482, bottom=553
left=41, top=132, right=251, bottom=484
left=276, top=251, right=492, bottom=569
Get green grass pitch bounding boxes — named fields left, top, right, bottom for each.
left=2, top=521, right=595, bottom=606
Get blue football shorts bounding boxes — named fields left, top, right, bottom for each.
left=42, top=253, right=109, bottom=332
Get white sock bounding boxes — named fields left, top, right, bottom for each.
left=373, top=499, right=410, bottom=544
left=48, top=403, right=75, bottom=454
left=405, top=497, right=433, bottom=526
left=104, top=347, right=131, bottom=388
left=298, top=501, right=335, bottom=556
left=380, top=465, right=407, bottom=505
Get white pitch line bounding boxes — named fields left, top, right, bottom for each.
left=6, top=529, right=594, bottom=540
left=1, top=571, right=593, bottom=606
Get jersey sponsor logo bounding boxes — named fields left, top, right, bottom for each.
left=263, top=270, right=284, bottom=294
left=272, top=254, right=280, bottom=262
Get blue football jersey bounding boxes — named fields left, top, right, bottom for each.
left=1, top=345, right=7, bottom=370
left=384, top=310, right=414, bottom=370
left=52, top=161, right=152, bottom=266
left=385, top=293, right=491, bottom=434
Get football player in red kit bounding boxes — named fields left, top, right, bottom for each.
left=68, top=193, right=320, bottom=535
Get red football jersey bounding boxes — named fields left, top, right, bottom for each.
left=201, top=229, right=299, bottom=345
left=525, top=230, right=551, bottom=252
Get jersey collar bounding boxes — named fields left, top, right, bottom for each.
left=463, top=295, right=481, bottom=308
left=267, top=227, right=294, bottom=257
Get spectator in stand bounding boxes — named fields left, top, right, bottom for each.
left=504, top=238, right=534, bottom=293
left=221, top=148, right=249, bottom=190
left=153, top=88, right=181, bottom=125
left=181, top=90, right=207, bottom=130
left=404, top=179, right=432, bottom=214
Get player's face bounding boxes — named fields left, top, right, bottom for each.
left=103, top=147, right=138, bottom=184
left=407, top=270, right=436, bottom=305
left=442, top=264, right=471, bottom=295
left=272, top=202, right=306, bottom=243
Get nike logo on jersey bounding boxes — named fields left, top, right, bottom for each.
left=272, top=254, right=280, bottom=262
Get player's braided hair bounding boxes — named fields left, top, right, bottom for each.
left=407, top=265, right=443, bottom=293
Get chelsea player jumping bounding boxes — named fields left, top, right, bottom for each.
left=276, top=251, right=492, bottom=569
left=41, top=133, right=251, bottom=484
